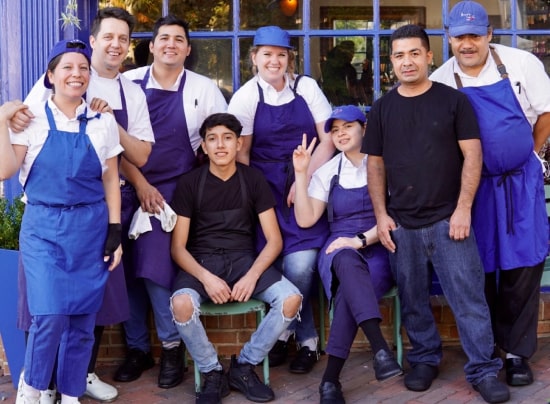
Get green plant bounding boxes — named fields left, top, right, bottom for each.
left=0, top=196, right=24, bottom=250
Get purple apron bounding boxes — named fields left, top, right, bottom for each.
left=20, top=103, right=109, bottom=315
left=455, top=48, right=548, bottom=272
left=317, top=155, right=392, bottom=302
left=131, top=68, right=196, bottom=288
left=96, top=79, right=131, bottom=325
left=251, top=76, right=328, bottom=254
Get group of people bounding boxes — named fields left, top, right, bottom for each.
left=0, top=1, right=549, bottom=404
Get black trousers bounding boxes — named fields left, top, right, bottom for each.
left=485, top=261, right=544, bottom=359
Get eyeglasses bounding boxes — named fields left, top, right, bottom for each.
left=66, top=40, right=87, bottom=50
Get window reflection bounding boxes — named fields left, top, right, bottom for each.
left=240, top=0, right=301, bottom=29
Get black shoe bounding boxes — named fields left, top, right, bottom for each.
left=404, top=363, right=438, bottom=392
left=268, top=340, right=288, bottom=368
left=228, top=355, right=274, bottom=402
left=158, top=344, right=185, bottom=389
left=473, top=376, right=510, bottom=403
left=505, top=357, right=533, bottom=386
left=289, top=346, right=319, bottom=374
left=114, top=349, right=155, bottom=382
left=373, top=349, right=403, bottom=381
left=196, top=369, right=230, bottom=404
left=319, top=381, right=345, bottom=404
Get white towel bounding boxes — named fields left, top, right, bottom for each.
left=128, top=202, right=177, bottom=240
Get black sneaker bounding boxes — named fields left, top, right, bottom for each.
left=114, top=349, right=155, bottom=382
left=158, top=344, right=185, bottom=389
left=289, top=346, right=319, bottom=374
left=196, top=369, right=230, bottom=404
left=473, top=376, right=510, bottom=403
left=268, top=340, right=288, bottom=367
left=228, top=355, right=274, bottom=402
left=373, top=349, right=403, bottom=381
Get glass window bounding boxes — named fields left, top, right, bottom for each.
left=240, top=0, right=301, bottom=30
left=168, top=0, right=233, bottom=31
left=188, top=39, right=234, bottom=99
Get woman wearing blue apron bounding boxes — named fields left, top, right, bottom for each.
left=228, top=26, right=334, bottom=374
left=293, top=106, right=400, bottom=402
left=0, top=40, right=122, bottom=404
left=453, top=48, right=548, bottom=386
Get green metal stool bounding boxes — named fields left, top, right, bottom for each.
left=318, top=283, right=403, bottom=366
left=191, top=299, right=270, bottom=393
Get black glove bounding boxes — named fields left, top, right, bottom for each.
left=104, top=223, right=122, bottom=257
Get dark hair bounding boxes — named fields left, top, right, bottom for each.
left=91, top=7, right=135, bottom=37
left=152, top=15, right=190, bottom=43
left=199, top=113, right=243, bottom=139
left=390, top=24, right=430, bottom=52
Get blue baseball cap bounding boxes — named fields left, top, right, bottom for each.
left=44, top=39, right=91, bottom=89
left=324, top=105, right=366, bottom=133
left=448, top=1, right=490, bottom=37
left=253, top=26, right=293, bottom=49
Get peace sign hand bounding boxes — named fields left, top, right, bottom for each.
left=292, top=133, right=317, bottom=174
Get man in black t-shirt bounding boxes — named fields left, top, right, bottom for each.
left=169, top=113, right=302, bottom=404
left=363, top=25, right=510, bottom=404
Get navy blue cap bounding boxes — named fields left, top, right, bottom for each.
left=253, top=26, right=293, bottom=49
left=44, top=39, right=91, bottom=89
left=324, top=105, right=366, bottom=133
left=448, top=1, right=490, bottom=37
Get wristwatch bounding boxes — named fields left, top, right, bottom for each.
left=356, top=232, right=367, bottom=249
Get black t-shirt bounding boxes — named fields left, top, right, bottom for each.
left=171, top=163, right=276, bottom=251
left=362, top=82, right=480, bottom=228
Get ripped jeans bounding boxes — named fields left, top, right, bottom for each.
left=171, top=277, right=301, bottom=373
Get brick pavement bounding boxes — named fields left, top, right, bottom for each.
left=2, top=338, right=550, bottom=403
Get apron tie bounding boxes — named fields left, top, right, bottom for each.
left=494, top=169, right=522, bottom=235
left=282, top=160, right=295, bottom=222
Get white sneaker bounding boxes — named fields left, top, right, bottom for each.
left=39, top=388, right=58, bottom=404
left=16, top=372, right=40, bottom=404
left=84, top=373, right=118, bottom=402
left=60, top=394, right=79, bottom=404
left=15, top=371, right=25, bottom=404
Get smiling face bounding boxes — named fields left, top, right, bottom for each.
left=329, top=119, right=365, bottom=154
left=47, top=52, right=90, bottom=99
left=149, top=24, right=191, bottom=69
left=251, top=45, right=289, bottom=90
left=390, top=37, right=433, bottom=88
left=201, top=125, right=242, bottom=169
left=449, top=32, right=492, bottom=77
left=89, top=17, right=131, bottom=78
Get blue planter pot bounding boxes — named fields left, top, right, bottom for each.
left=0, top=248, right=25, bottom=388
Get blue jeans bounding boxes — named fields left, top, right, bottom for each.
left=275, top=249, right=318, bottom=344
left=389, top=219, right=502, bottom=385
left=123, top=278, right=180, bottom=351
left=171, top=277, right=301, bottom=373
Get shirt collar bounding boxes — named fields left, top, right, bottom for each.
left=47, top=96, right=88, bottom=120
left=452, top=51, right=494, bottom=78
left=341, top=153, right=367, bottom=169
left=256, top=73, right=291, bottom=93
left=149, top=63, right=185, bottom=90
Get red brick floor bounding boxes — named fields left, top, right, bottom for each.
left=3, top=338, right=550, bottom=403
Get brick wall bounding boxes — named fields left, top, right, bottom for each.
left=3, top=293, right=550, bottom=375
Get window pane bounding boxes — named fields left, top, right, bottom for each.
left=168, top=0, right=233, bottom=31
left=100, top=0, right=162, bottom=32
left=240, top=0, right=302, bottom=30
left=522, top=0, right=550, bottom=30
left=315, top=4, right=434, bottom=30
left=188, top=39, right=234, bottom=100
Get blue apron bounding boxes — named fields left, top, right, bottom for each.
left=96, top=79, right=131, bottom=325
left=251, top=76, right=328, bottom=255
left=131, top=68, right=196, bottom=288
left=317, top=155, right=392, bottom=302
left=455, top=48, right=548, bottom=272
left=20, top=102, right=109, bottom=315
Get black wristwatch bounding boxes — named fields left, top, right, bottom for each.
left=356, top=232, right=367, bottom=249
